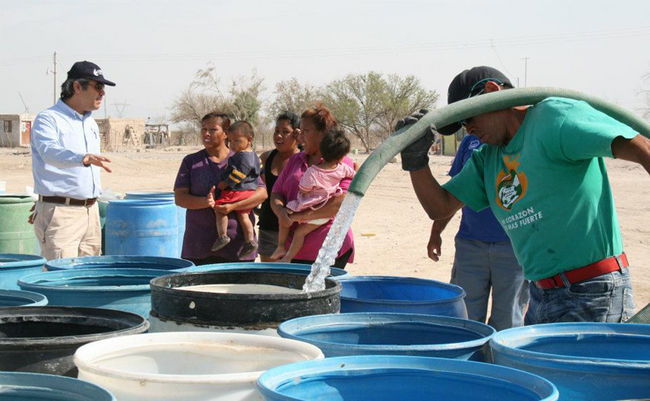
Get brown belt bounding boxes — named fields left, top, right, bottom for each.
left=39, top=195, right=97, bottom=207
left=535, top=253, right=628, bottom=289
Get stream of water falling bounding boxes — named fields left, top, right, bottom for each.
left=302, top=193, right=362, bottom=292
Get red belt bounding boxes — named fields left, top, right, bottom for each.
left=40, top=195, right=97, bottom=207
left=535, top=253, right=628, bottom=289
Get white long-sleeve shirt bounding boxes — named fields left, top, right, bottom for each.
left=30, top=99, right=102, bottom=199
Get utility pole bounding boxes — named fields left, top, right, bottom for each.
left=522, top=56, right=529, bottom=87
left=112, top=101, right=130, bottom=118
left=52, top=51, right=57, bottom=104
left=18, top=92, right=29, bottom=113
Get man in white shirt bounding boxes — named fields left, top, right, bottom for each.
left=30, top=61, right=115, bottom=260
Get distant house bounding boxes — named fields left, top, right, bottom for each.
left=0, top=114, right=35, bottom=147
left=144, top=123, right=170, bottom=147
left=95, top=118, right=146, bottom=152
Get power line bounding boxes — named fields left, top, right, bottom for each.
left=112, top=101, right=130, bottom=118
left=18, top=92, right=29, bottom=113
left=3, top=27, right=648, bottom=68
left=45, top=51, right=57, bottom=105
left=88, top=26, right=650, bottom=61
left=522, top=57, right=529, bottom=87
left=490, top=39, right=514, bottom=78
left=53, top=52, right=57, bottom=105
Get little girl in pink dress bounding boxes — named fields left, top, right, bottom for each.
left=271, top=129, right=355, bottom=262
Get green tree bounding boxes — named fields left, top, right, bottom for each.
left=170, top=64, right=264, bottom=130
left=170, top=87, right=225, bottom=132
left=378, top=74, right=439, bottom=137
left=227, top=70, right=265, bottom=125
left=267, top=78, right=322, bottom=118
left=323, top=72, right=439, bottom=152
left=323, top=72, right=387, bottom=152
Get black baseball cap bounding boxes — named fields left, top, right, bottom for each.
left=438, top=66, right=512, bottom=135
left=67, top=61, right=116, bottom=86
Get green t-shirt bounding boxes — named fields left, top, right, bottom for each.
left=442, top=97, right=638, bottom=281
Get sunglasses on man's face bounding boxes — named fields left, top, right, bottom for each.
left=460, top=78, right=506, bottom=127
left=89, top=81, right=105, bottom=92
left=467, top=78, right=504, bottom=99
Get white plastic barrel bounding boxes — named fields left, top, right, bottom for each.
left=74, top=331, right=324, bottom=401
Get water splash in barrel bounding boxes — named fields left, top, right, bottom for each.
left=303, top=193, right=361, bottom=292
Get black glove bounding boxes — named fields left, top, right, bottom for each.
left=396, top=109, right=436, bottom=171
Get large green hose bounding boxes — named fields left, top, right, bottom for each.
left=349, top=87, right=650, bottom=196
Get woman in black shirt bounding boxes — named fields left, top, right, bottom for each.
left=257, top=111, right=301, bottom=261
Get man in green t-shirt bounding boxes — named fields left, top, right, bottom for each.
left=400, top=66, right=650, bottom=324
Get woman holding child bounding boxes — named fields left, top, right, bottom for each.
left=270, top=105, right=355, bottom=268
left=174, top=112, right=267, bottom=265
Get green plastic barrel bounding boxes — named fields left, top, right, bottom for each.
left=0, top=196, right=37, bottom=254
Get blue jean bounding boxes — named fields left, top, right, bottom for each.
left=451, top=237, right=530, bottom=331
left=525, top=267, right=635, bottom=324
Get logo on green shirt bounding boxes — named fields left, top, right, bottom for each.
left=496, top=155, right=528, bottom=210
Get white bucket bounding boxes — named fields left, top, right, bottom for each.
left=73, top=331, right=323, bottom=401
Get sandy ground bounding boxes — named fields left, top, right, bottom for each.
left=2, top=146, right=648, bottom=314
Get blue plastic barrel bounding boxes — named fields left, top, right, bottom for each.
left=45, top=255, right=194, bottom=272
left=490, top=322, right=650, bottom=401
left=99, top=199, right=108, bottom=255
left=0, top=289, right=48, bottom=307
left=188, top=262, right=350, bottom=279
left=125, top=192, right=175, bottom=199
left=338, top=276, right=467, bottom=318
left=0, top=253, right=46, bottom=290
left=125, top=192, right=185, bottom=257
left=277, top=312, right=494, bottom=359
left=17, top=268, right=171, bottom=316
left=257, top=355, right=558, bottom=401
left=105, top=199, right=178, bottom=257
left=0, top=371, right=115, bottom=400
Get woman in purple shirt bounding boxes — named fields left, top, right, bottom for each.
left=174, top=112, right=267, bottom=265
left=270, top=105, right=355, bottom=268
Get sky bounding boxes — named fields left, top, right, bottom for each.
left=2, top=0, right=650, bottom=125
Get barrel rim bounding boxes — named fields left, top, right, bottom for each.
left=187, top=262, right=349, bottom=277
left=45, top=255, right=194, bottom=271
left=0, top=371, right=116, bottom=400
left=277, top=312, right=496, bottom=353
left=107, top=199, right=175, bottom=206
left=0, top=306, right=150, bottom=346
left=124, top=191, right=175, bottom=197
left=150, top=271, right=342, bottom=300
left=256, top=355, right=559, bottom=400
left=0, top=195, right=35, bottom=204
left=339, top=275, right=466, bottom=305
left=490, top=322, right=650, bottom=370
left=0, top=253, right=46, bottom=269
left=17, top=268, right=171, bottom=292
left=0, top=289, right=48, bottom=306
left=73, top=331, right=324, bottom=384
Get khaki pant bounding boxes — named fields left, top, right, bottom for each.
left=34, top=201, right=101, bottom=260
